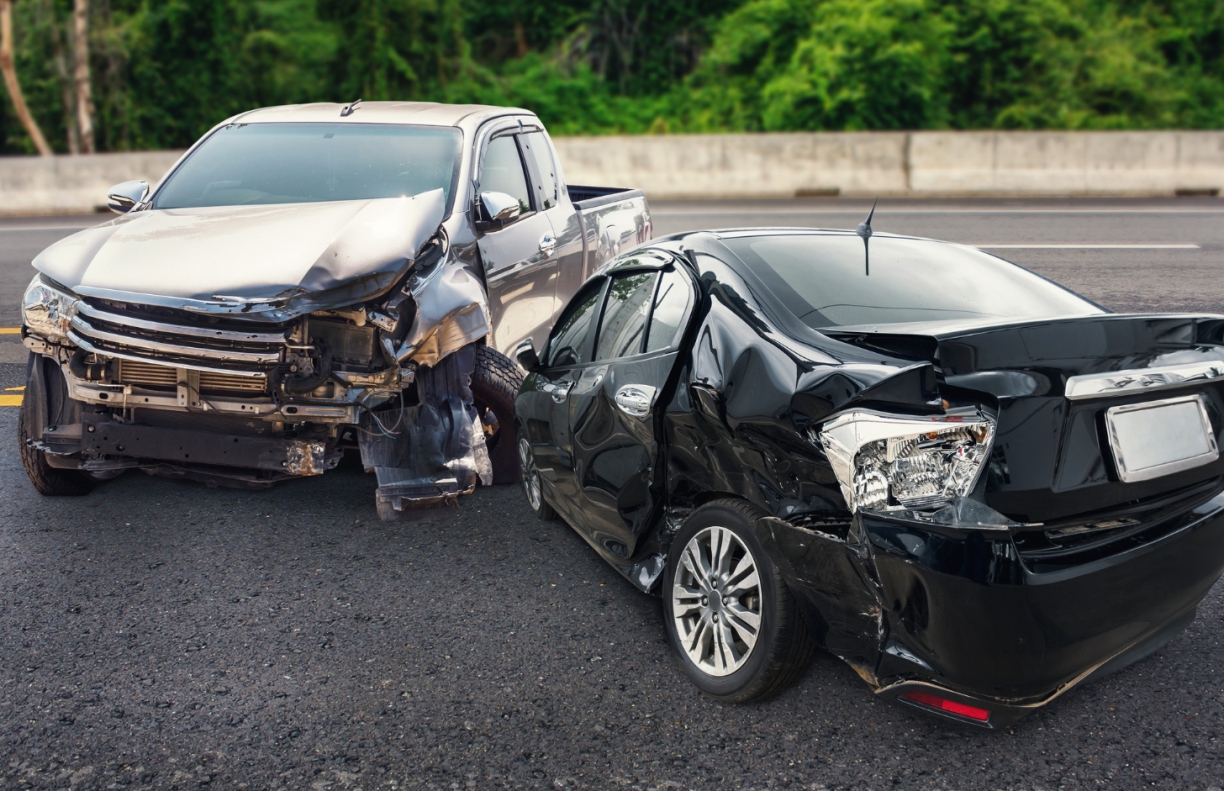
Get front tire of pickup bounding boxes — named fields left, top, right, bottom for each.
left=18, top=395, right=93, bottom=497
left=472, top=345, right=524, bottom=485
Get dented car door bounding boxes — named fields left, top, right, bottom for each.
left=564, top=254, right=695, bottom=562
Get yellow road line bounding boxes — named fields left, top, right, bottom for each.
left=0, top=395, right=23, bottom=407
left=5, top=386, right=25, bottom=391
left=0, top=328, right=21, bottom=335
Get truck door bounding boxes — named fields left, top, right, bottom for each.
left=477, top=131, right=560, bottom=357
left=518, top=129, right=586, bottom=327
left=565, top=256, right=696, bottom=564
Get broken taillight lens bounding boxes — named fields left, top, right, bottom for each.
left=901, top=690, right=990, bottom=722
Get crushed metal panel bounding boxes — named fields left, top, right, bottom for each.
left=358, top=345, right=492, bottom=519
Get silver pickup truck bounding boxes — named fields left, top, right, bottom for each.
left=18, top=101, right=651, bottom=518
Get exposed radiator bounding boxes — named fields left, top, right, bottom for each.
left=116, top=360, right=267, bottom=394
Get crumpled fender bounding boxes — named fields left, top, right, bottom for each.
left=398, top=253, right=492, bottom=368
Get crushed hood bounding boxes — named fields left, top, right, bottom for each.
left=34, top=189, right=447, bottom=320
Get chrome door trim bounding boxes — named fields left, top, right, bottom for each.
left=1065, top=360, right=1224, bottom=400
left=614, top=384, right=657, bottom=418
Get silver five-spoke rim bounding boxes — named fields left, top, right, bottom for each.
left=671, top=526, right=762, bottom=677
left=518, top=436, right=542, bottom=511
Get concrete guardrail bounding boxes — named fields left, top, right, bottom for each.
left=1, top=131, right=1222, bottom=215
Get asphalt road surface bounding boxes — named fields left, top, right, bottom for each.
left=2, top=199, right=1224, bottom=791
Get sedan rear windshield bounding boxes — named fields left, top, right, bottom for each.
left=721, top=234, right=1103, bottom=329
left=153, top=123, right=462, bottom=210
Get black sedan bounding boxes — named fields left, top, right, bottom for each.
left=510, top=226, right=1224, bottom=727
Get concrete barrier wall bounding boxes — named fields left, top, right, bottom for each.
left=555, top=131, right=1224, bottom=199
left=0, top=151, right=184, bottom=215
left=1, top=131, right=1222, bottom=215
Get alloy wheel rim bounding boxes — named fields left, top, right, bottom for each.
left=518, top=437, right=542, bottom=510
left=671, top=526, right=762, bottom=677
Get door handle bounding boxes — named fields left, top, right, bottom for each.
left=542, top=380, right=573, bottom=403
left=539, top=233, right=557, bottom=258
left=614, top=384, right=657, bottom=418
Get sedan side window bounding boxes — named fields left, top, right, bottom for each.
left=479, top=135, right=531, bottom=214
left=645, top=268, right=694, bottom=353
left=595, top=272, right=659, bottom=361
left=547, top=280, right=605, bottom=368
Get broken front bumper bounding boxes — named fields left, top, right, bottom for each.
left=762, top=488, right=1224, bottom=727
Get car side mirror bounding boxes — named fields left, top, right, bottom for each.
left=476, top=191, right=523, bottom=231
left=106, top=180, right=149, bottom=214
left=515, top=338, right=541, bottom=372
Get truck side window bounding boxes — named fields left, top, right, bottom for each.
left=645, top=269, right=694, bottom=352
left=548, top=280, right=604, bottom=368
left=521, top=131, right=558, bottom=209
left=595, top=272, right=659, bottom=361
left=480, top=135, right=531, bottom=214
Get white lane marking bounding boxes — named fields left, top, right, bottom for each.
left=653, top=207, right=1224, bottom=216
left=971, top=243, right=1201, bottom=249
left=0, top=224, right=93, bottom=232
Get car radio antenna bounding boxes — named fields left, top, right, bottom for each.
left=340, top=98, right=362, bottom=117
left=855, top=198, right=877, bottom=276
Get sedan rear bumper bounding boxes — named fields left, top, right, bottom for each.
left=765, top=489, right=1224, bottom=727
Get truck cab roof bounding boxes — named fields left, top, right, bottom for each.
left=230, top=102, right=535, bottom=131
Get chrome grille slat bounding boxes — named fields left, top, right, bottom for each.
left=76, top=301, right=289, bottom=344
left=69, top=316, right=281, bottom=365
left=69, top=332, right=269, bottom=377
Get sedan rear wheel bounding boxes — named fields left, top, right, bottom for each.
left=663, top=499, right=815, bottom=702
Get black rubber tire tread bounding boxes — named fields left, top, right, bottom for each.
left=666, top=498, right=816, bottom=703
left=471, top=345, right=525, bottom=485
left=18, top=399, right=93, bottom=497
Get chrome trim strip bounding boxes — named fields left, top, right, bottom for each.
left=68, top=330, right=273, bottom=375
left=1065, top=361, right=1224, bottom=400
left=76, top=302, right=288, bottom=344
left=70, top=317, right=281, bottom=365
left=1104, top=393, right=1219, bottom=483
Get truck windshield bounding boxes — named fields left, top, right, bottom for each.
left=153, top=123, right=462, bottom=210
left=721, top=233, right=1103, bottom=328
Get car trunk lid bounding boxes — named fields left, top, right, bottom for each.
left=823, top=314, right=1224, bottom=524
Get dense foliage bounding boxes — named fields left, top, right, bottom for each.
left=2, top=0, right=1222, bottom=154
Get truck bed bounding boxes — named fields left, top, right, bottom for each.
left=568, top=185, right=652, bottom=279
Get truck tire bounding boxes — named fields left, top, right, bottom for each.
left=18, top=398, right=93, bottom=497
left=471, top=344, right=524, bottom=485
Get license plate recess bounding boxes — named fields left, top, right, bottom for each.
left=1104, top=394, right=1218, bottom=483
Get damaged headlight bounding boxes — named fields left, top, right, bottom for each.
left=22, top=275, right=79, bottom=342
left=818, top=410, right=995, bottom=514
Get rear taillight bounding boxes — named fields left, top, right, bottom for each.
left=901, top=690, right=990, bottom=723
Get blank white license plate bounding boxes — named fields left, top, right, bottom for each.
left=1105, top=394, right=1218, bottom=483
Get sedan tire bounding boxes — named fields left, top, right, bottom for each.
left=517, top=435, right=557, bottom=521
left=663, top=499, right=815, bottom=702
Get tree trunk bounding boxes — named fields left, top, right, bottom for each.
left=72, top=0, right=92, bottom=153
left=51, top=17, right=78, bottom=154
left=0, top=0, right=53, bottom=156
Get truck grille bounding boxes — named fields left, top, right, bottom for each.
left=69, top=299, right=288, bottom=374
left=116, top=360, right=268, bottom=394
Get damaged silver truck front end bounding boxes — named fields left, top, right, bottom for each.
left=22, top=189, right=500, bottom=518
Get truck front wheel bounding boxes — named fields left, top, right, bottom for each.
left=19, top=396, right=94, bottom=497
left=471, top=345, right=524, bottom=485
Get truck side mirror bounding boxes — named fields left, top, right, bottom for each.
left=107, top=180, right=149, bottom=214
left=479, top=191, right=523, bottom=226
left=515, top=338, right=541, bottom=372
